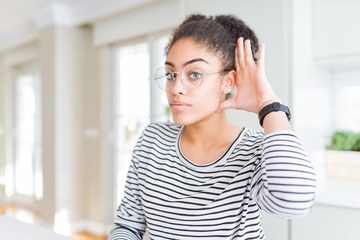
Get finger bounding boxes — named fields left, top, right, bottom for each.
left=235, top=46, right=240, bottom=73
left=237, top=37, right=245, bottom=68
left=216, top=99, right=237, bottom=112
left=257, top=44, right=265, bottom=69
left=245, top=39, right=255, bottom=66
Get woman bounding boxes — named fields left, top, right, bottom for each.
left=109, top=14, right=316, bottom=240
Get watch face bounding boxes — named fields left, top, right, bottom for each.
left=273, top=102, right=281, bottom=110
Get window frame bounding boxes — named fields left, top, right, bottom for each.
left=3, top=58, right=42, bottom=208
left=110, top=31, right=171, bottom=210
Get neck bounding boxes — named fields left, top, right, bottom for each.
left=182, top=110, right=241, bottom=147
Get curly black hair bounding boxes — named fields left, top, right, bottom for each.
left=166, top=14, right=259, bottom=73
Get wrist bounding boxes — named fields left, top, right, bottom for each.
left=256, top=98, right=281, bottom=114
left=258, top=102, right=291, bottom=127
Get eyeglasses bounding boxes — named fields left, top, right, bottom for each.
left=154, top=64, right=222, bottom=91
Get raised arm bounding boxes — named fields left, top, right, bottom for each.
left=217, top=37, right=292, bottom=135
left=215, top=37, right=316, bottom=216
left=250, top=131, right=316, bottom=218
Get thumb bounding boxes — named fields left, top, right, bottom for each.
left=216, top=99, right=237, bottom=113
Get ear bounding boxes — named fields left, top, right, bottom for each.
left=222, top=70, right=236, bottom=93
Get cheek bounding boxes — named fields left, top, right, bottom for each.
left=194, top=84, right=223, bottom=110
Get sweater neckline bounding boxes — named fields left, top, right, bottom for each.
left=175, top=126, right=246, bottom=170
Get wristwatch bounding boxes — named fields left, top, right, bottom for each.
left=258, top=102, right=291, bottom=127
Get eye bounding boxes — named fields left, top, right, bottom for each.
left=165, top=72, right=175, bottom=80
left=189, top=72, right=203, bottom=80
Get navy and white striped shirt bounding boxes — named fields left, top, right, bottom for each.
left=109, top=122, right=316, bottom=240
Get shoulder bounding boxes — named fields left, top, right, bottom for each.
left=133, top=122, right=181, bottom=155
left=242, top=128, right=264, bottom=143
left=142, top=122, right=182, bottom=141
left=229, top=128, right=264, bottom=154
left=240, top=128, right=301, bottom=144
left=145, top=122, right=182, bottom=133
left=241, top=129, right=303, bottom=150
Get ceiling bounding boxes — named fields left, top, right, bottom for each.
left=0, top=0, right=157, bottom=51
left=0, top=0, right=81, bottom=33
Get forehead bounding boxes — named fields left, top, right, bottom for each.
left=166, top=38, right=221, bottom=68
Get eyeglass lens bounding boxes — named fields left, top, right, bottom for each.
left=155, top=64, right=205, bottom=91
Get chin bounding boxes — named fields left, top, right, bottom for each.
left=170, top=112, right=196, bottom=126
left=171, top=111, right=215, bottom=126
left=171, top=116, right=191, bottom=126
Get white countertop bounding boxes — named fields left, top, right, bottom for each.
left=0, top=215, right=73, bottom=240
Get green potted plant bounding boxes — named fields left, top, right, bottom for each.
left=326, top=130, right=360, bottom=180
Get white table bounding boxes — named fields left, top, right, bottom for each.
left=0, top=215, right=73, bottom=240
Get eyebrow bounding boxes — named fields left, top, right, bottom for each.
left=165, top=58, right=209, bottom=68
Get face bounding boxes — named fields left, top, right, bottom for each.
left=165, top=38, right=231, bottom=126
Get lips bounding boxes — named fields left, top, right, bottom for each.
left=170, top=101, right=191, bottom=111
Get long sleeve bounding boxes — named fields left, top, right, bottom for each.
left=250, top=130, right=316, bottom=218
left=108, top=136, right=146, bottom=240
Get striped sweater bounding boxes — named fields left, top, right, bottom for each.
left=109, top=122, right=316, bottom=240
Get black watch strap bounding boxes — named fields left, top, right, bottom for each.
left=258, top=102, right=291, bottom=127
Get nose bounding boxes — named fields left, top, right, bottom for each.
left=170, top=73, right=186, bottom=95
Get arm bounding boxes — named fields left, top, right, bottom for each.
left=109, top=225, right=142, bottom=240
left=217, top=38, right=316, bottom=217
left=251, top=131, right=316, bottom=218
left=108, top=137, right=146, bottom=240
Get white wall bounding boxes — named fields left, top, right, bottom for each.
left=314, top=0, right=360, bottom=63
left=54, top=25, right=86, bottom=230
left=38, top=25, right=97, bottom=232
left=0, top=56, right=4, bottom=191
left=38, top=25, right=56, bottom=224
left=331, top=69, right=360, bottom=132
left=291, top=0, right=332, bottom=181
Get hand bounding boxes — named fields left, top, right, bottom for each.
left=217, top=37, right=279, bottom=114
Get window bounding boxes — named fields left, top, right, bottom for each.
left=8, top=62, right=42, bottom=200
left=113, top=35, right=169, bottom=206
